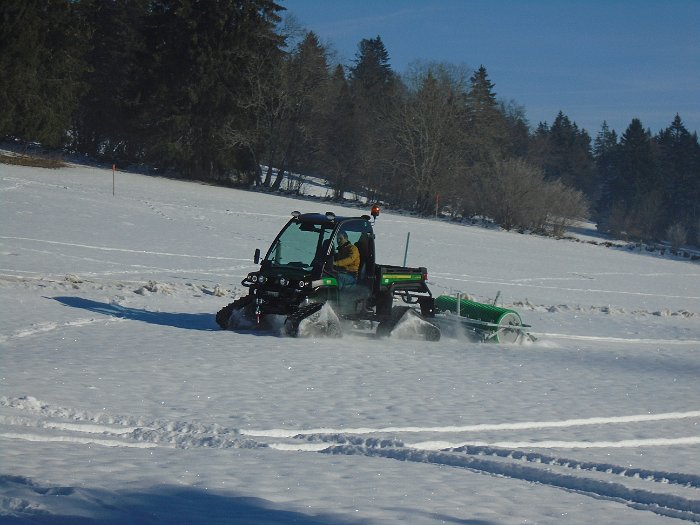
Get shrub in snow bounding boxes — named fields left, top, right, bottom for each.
left=666, top=223, right=687, bottom=252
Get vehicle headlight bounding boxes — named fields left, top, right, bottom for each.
left=258, top=275, right=266, bottom=284
left=298, top=280, right=306, bottom=288
left=279, top=277, right=288, bottom=286
left=250, top=274, right=258, bottom=282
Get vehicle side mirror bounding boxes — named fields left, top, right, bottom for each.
left=254, top=248, right=260, bottom=265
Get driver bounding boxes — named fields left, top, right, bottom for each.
left=334, top=230, right=360, bottom=285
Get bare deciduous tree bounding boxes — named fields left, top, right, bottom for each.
left=391, top=64, right=467, bottom=214
left=479, top=158, right=588, bottom=235
left=666, top=223, right=687, bottom=252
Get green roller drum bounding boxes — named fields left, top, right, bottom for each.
left=435, top=295, right=523, bottom=343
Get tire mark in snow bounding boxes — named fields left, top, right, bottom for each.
left=445, top=444, right=700, bottom=489
left=278, top=434, right=700, bottom=488
left=324, top=445, right=700, bottom=523
left=408, top=436, right=700, bottom=450
left=4, top=396, right=700, bottom=522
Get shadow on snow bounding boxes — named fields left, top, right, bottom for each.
left=0, top=476, right=376, bottom=525
left=51, top=296, right=217, bottom=331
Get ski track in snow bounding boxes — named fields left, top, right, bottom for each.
left=241, top=410, right=700, bottom=438
left=2, top=396, right=700, bottom=522
left=0, top=317, right=124, bottom=344
left=431, top=271, right=700, bottom=301
left=0, top=235, right=248, bottom=261
left=532, top=332, right=700, bottom=345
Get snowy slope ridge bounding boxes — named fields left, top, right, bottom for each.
left=2, top=162, right=700, bottom=524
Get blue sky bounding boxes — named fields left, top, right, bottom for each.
left=281, top=0, right=699, bottom=136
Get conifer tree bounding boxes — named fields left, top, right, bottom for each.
left=593, top=121, right=618, bottom=159
left=349, top=36, right=394, bottom=98
left=606, top=118, right=662, bottom=239
left=466, top=66, right=497, bottom=115
left=656, top=114, right=700, bottom=238
left=140, top=0, right=284, bottom=181
left=616, top=118, right=656, bottom=197
left=315, top=65, right=359, bottom=200
left=348, top=36, right=399, bottom=199
left=463, top=65, right=508, bottom=164
left=527, top=122, right=552, bottom=168
left=72, top=0, right=148, bottom=160
left=0, top=0, right=89, bottom=147
left=593, top=121, right=619, bottom=223
left=545, top=112, right=596, bottom=196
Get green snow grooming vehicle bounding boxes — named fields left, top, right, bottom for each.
left=216, top=209, right=532, bottom=343
left=216, top=210, right=441, bottom=340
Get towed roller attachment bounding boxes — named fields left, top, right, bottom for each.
left=434, top=295, right=529, bottom=343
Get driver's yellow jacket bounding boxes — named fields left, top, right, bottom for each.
left=335, top=241, right=360, bottom=275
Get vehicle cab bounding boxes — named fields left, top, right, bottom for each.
left=242, top=211, right=376, bottom=316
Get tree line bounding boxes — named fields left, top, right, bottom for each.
left=2, top=0, right=699, bottom=245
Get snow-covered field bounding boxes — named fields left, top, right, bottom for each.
left=1, top=161, right=699, bottom=524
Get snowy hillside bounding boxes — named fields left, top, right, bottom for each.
left=1, top=161, right=699, bottom=524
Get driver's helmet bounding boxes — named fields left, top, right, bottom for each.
left=337, top=230, right=349, bottom=245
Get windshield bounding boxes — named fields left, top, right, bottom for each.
left=264, top=220, right=332, bottom=270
